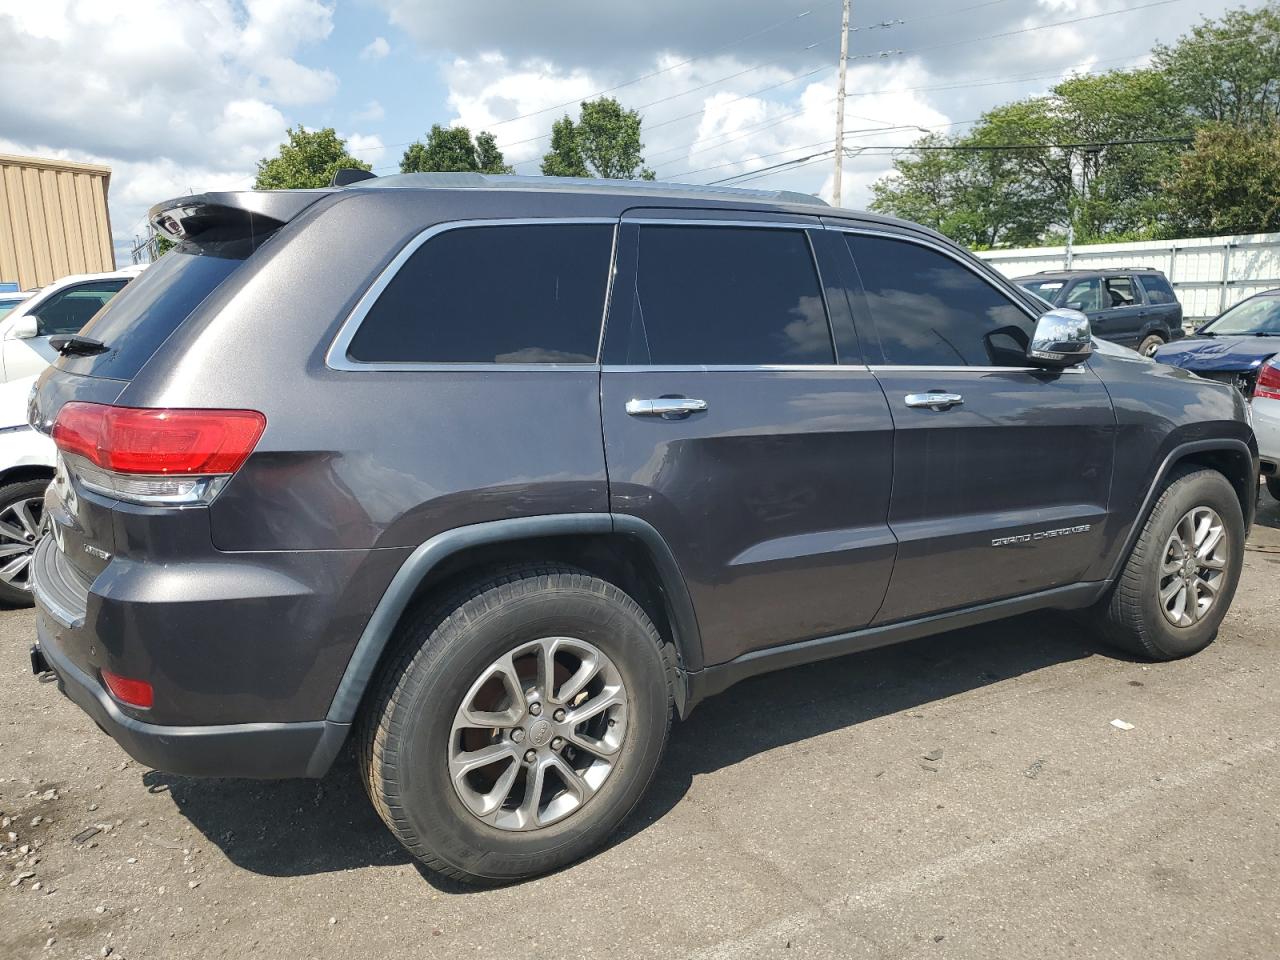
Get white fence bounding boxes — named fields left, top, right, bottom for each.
left=976, top=232, right=1280, bottom=323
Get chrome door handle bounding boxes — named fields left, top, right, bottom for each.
left=904, top=392, right=964, bottom=410
left=625, top=398, right=708, bottom=419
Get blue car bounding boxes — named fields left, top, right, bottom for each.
left=1155, top=289, right=1280, bottom=497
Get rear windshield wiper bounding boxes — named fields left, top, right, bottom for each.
left=49, top=334, right=109, bottom=356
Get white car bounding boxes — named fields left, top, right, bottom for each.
left=0, top=290, right=33, bottom=321
left=1, top=266, right=145, bottom=383
left=0, top=375, right=55, bottom=605
left=1255, top=358, right=1280, bottom=501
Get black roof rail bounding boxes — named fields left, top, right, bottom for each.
left=331, top=168, right=378, bottom=187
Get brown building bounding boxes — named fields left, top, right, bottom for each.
left=0, top=153, right=115, bottom=291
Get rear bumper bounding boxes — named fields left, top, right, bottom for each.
left=34, top=612, right=349, bottom=778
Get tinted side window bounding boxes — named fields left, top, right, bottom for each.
left=846, top=235, right=1034, bottom=367
left=348, top=223, right=613, bottom=364
left=1137, top=274, right=1176, bottom=305
left=625, top=225, right=832, bottom=365
left=1104, top=276, right=1136, bottom=307
left=36, top=280, right=128, bottom=336
left=1064, top=279, right=1104, bottom=312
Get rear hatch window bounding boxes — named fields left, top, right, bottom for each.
left=54, top=237, right=254, bottom=380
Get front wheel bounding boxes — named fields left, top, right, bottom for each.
left=1094, top=468, right=1244, bottom=659
left=359, top=564, right=673, bottom=884
left=1138, top=333, right=1166, bottom=357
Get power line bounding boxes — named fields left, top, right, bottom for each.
left=845, top=0, right=1188, bottom=65
left=508, top=0, right=1192, bottom=161
left=345, top=7, right=814, bottom=154
left=481, top=8, right=815, bottom=130
left=727, top=152, right=839, bottom=185
left=708, top=148, right=836, bottom=185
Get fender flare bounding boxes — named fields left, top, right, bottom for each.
left=1105, top=437, right=1257, bottom=584
left=324, top=513, right=703, bottom=725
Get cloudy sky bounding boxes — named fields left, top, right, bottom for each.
left=0, top=0, right=1252, bottom=263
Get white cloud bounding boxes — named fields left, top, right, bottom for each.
left=360, top=36, right=390, bottom=60
left=438, top=50, right=949, bottom=208
left=344, top=132, right=387, bottom=168
left=355, top=99, right=386, bottom=122
left=0, top=0, right=340, bottom=259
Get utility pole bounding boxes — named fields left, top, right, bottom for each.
left=833, top=0, right=851, bottom=206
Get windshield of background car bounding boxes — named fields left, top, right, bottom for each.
left=1017, top=279, right=1066, bottom=302
left=1202, top=296, right=1280, bottom=336
left=0, top=300, right=25, bottom=321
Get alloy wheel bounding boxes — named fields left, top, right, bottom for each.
left=0, top=495, right=44, bottom=591
left=448, top=636, right=628, bottom=831
left=1158, top=505, right=1228, bottom=627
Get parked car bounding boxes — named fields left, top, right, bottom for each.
left=1155, top=289, right=1280, bottom=500
left=1014, top=268, right=1184, bottom=356
left=1, top=267, right=145, bottom=383
left=29, top=175, right=1256, bottom=884
left=0, top=375, right=54, bottom=605
left=0, top=291, right=33, bottom=321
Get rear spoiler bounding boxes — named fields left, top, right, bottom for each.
left=148, top=190, right=332, bottom=244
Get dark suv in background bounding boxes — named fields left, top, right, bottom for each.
left=29, top=175, right=1256, bottom=884
left=1015, top=268, right=1184, bottom=356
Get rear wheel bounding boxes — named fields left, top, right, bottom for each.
left=360, top=564, right=673, bottom=884
left=1266, top=475, right=1280, bottom=502
left=0, top=478, right=49, bottom=607
left=1138, top=333, right=1166, bottom=357
left=1095, top=468, right=1244, bottom=659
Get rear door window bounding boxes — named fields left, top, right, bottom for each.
left=1136, top=274, right=1177, bottom=305
left=614, top=224, right=833, bottom=365
left=346, top=222, right=614, bottom=364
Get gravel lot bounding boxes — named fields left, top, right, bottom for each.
left=2, top=495, right=1278, bottom=960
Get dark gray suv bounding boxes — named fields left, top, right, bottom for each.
left=28, top=175, right=1257, bottom=884
left=1015, top=268, right=1185, bottom=357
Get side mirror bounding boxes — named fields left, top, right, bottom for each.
left=1028, top=308, right=1093, bottom=368
left=9, top=315, right=39, bottom=340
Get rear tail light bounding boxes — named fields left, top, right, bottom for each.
left=52, top=403, right=265, bottom=505
left=1256, top=358, right=1280, bottom=401
left=101, top=669, right=154, bottom=709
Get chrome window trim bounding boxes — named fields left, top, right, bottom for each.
left=325, top=217, right=618, bottom=372
left=866, top=364, right=1086, bottom=374
left=602, top=364, right=871, bottom=373
left=620, top=216, right=821, bottom=230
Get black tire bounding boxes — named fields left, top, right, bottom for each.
left=1095, top=467, right=1244, bottom=659
left=0, top=478, right=49, bottom=607
left=1267, top=475, right=1280, bottom=502
left=1138, top=333, right=1166, bottom=357
left=359, top=563, right=673, bottom=884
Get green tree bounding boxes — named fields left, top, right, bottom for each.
left=541, top=116, right=589, bottom=177
left=1166, top=121, right=1280, bottom=235
left=254, top=126, right=370, bottom=189
left=540, top=97, right=655, bottom=179
left=1153, top=3, right=1280, bottom=126
left=400, top=124, right=512, bottom=174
